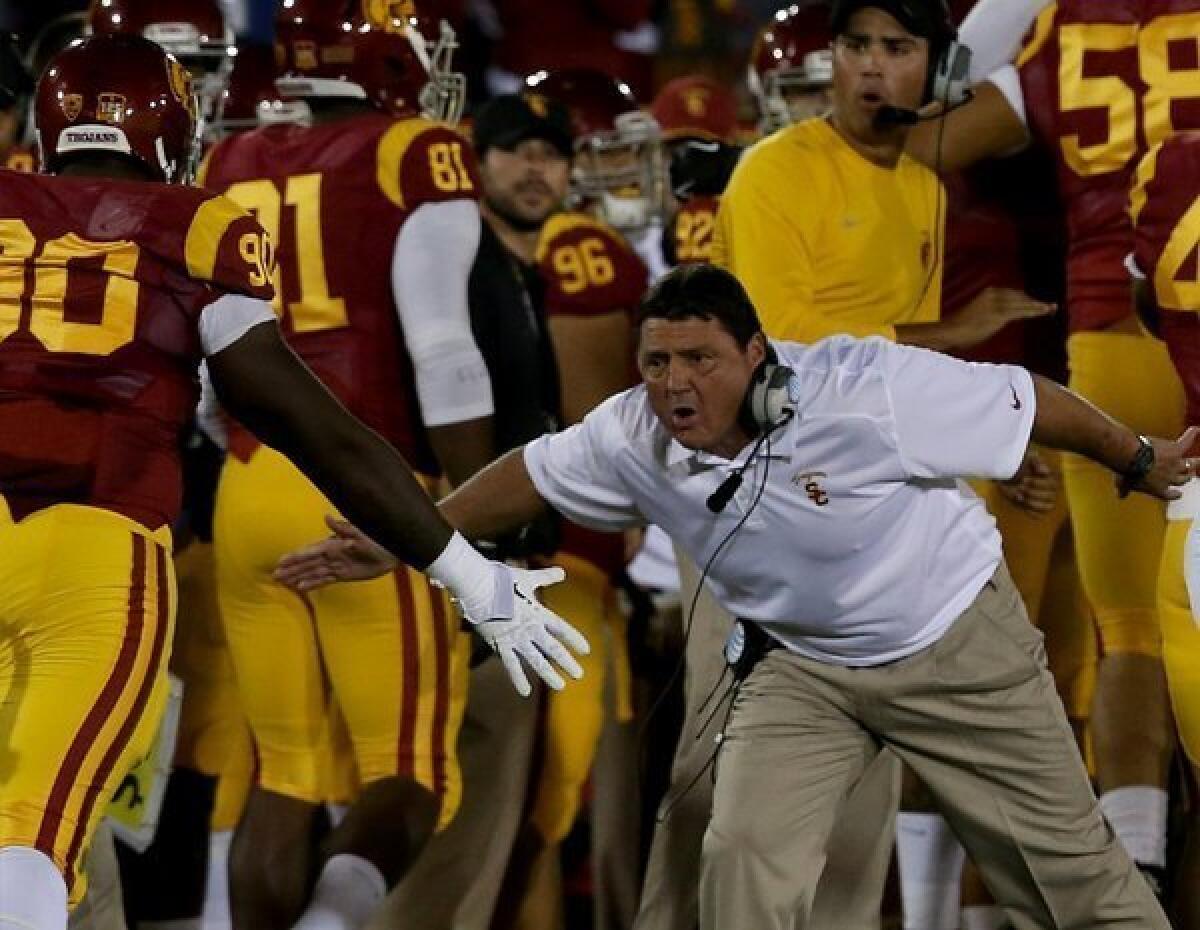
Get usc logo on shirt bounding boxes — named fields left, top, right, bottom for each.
left=793, top=471, right=829, bottom=507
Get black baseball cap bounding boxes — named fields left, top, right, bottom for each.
left=472, top=93, right=575, bottom=157
left=829, top=0, right=955, bottom=42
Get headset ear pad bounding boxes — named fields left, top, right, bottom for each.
left=928, top=39, right=973, bottom=107
left=746, top=363, right=796, bottom=431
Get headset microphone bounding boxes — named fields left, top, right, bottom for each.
left=706, top=471, right=744, bottom=514
left=705, top=408, right=795, bottom=514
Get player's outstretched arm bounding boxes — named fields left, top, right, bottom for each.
left=208, top=320, right=588, bottom=695
left=274, top=448, right=552, bottom=590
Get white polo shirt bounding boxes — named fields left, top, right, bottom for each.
left=524, top=335, right=1036, bottom=667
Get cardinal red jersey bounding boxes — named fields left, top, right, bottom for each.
left=1132, top=130, right=1200, bottom=423
left=1017, top=0, right=1200, bottom=332
left=0, top=170, right=275, bottom=530
left=537, top=212, right=646, bottom=575
left=199, top=113, right=482, bottom=475
left=666, top=194, right=720, bottom=266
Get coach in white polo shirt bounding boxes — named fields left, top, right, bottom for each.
left=277, top=264, right=1193, bottom=930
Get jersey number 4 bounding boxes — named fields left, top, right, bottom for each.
left=1058, top=14, right=1200, bottom=177
left=0, top=219, right=139, bottom=356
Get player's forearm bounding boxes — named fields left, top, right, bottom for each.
left=439, top=447, right=549, bottom=540
left=1030, top=374, right=1142, bottom=474
left=271, top=409, right=454, bottom=569
left=209, top=326, right=455, bottom=568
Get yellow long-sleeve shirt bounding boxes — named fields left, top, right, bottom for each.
left=712, top=117, right=945, bottom=343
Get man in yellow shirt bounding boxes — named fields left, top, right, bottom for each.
left=714, top=2, right=1049, bottom=352
left=708, top=2, right=1056, bottom=928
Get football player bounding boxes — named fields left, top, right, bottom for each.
left=197, top=1, right=533, bottom=927
left=907, top=0, right=1198, bottom=893
left=650, top=74, right=742, bottom=267
left=527, top=68, right=665, bottom=262
left=1130, top=131, right=1200, bottom=925
left=84, top=5, right=255, bottom=927
left=0, top=32, right=585, bottom=930
left=747, top=1, right=835, bottom=133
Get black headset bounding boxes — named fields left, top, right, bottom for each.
left=925, top=5, right=972, bottom=110
left=743, top=355, right=796, bottom=433
left=709, top=347, right=796, bottom=514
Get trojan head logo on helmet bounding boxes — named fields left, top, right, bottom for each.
left=87, top=0, right=235, bottom=138
left=35, top=33, right=200, bottom=183
left=274, top=0, right=466, bottom=124
left=749, top=2, right=834, bottom=132
left=526, top=68, right=663, bottom=234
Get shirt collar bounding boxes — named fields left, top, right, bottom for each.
left=666, top=435, right=793, bottom=469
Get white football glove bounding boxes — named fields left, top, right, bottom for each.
left=427, top=532, right=590, bottom=697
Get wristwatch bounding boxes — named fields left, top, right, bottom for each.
left=1116, top=435, right=1155, bottom=498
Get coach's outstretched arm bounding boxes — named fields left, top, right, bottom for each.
left=208, top=321, right=587, bottom=696
left=1030, top=374, right=1198, bottom=500
left=274, top=448, right=544, bottom=592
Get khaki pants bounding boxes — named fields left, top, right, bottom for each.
left=701, top=566, right=1169, bottom=930
left=635, top=552, right=897, bottom=930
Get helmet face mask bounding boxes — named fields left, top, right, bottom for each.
left=416, top=19, right=466, bottom=124
left=572, top=110, right=663, bottom=233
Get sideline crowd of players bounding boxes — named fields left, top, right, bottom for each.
left=4, top=0, right=1200, bottom=929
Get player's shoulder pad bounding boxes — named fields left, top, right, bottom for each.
left=376, top=117, right=481, bottom=210
left=537, top=210, right=648, bottom=315
left=1015, top=2, right=1059, bottom=70
left=183, top=190, right=276, bottom=302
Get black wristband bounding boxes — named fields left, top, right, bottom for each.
left=1116, top=435, right=1155, bottom=498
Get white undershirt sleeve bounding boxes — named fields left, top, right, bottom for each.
left=882, top=342, right=1036, bottom=482
left=392, top=199, right=493, bottom=428
left=960, top=0, right=1053, bottom=83
left=198, top=293, right=278, bottom=356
